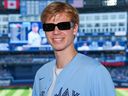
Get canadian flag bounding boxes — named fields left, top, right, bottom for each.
left=4, top=0, right=19, bottom=9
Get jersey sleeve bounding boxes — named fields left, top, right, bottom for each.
left=90, top=64, right=116, bottom=96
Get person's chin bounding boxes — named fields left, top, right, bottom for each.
left=53, top=46, right=66, bottom=52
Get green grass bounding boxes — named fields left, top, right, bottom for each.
left=0, top=87, right=128, bottom=96
left=0, top=86, right=32, bottom=96
left=116, top=88, right=128, bottom=96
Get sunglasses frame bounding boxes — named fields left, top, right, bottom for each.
left=43, top=21, right=74, bottom=32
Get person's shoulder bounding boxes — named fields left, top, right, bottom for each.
left=36, top=59, right=55, bottom=75
left=77, top=53, right=109, bottom=76
left=77, top=53, right=101, bottom=67
left=28, top=31, right=33, bottom=36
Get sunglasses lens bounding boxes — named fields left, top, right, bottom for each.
left=43, top=24, right=55, bottom=32
left=58, top=22, right=71, bottom=30
left=43, top=22, right=73, bottom=32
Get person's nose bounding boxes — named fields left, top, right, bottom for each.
left=53, top=26, right=61, bottom=34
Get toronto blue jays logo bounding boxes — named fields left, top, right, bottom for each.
left=40, top=91, right=45, bottom=96
left=40, top=87, right=80, bottom=96
left=54, top=87, right=80, bottom=96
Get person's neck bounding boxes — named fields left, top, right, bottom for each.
left=54, top=47, right=77, bottom=69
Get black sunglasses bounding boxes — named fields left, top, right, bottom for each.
left=43, top=22, right=73, bottom=32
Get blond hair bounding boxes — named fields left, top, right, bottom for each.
left=41, top=2, right=79, bottom=25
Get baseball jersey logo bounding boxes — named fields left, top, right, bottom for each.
left=54, top=87, right=80, bottom=96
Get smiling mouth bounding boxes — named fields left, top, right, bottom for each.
left=52, top=38, right=64, bottom=43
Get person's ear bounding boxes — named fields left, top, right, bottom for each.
left=73, top=24, right=78, bottom=35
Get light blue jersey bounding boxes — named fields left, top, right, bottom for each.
left=32, top=53, right=115, bottom=96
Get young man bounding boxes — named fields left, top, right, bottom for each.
left=32, top=2, right=115, bottom=96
